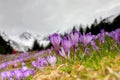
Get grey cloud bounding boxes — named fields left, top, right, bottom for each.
left=0, top=0, right=120, bottom=35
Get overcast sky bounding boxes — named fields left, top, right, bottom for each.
left=0, top=0, right=120, bottom=36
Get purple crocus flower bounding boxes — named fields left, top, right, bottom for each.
left=32, top=58, right=47, bottom=70
left=46, top=55, right=56, bottom=67
left=37, top=57, right=48, bottom=70
left=90, top=41, right=99, bottom=50
left=61, top=37, right=72, bottom=59
left=0, top=63, right=8, bottom=70
left=0, top=72, right=7, bottom=80
left=92, top=35, right=98, bottom=40
left=23, top=71, right=30, bottom=78
left=59, top=47, right=67, bottom=58
left=22, top=66, right=28, bottom=71
left=38, top=58, right=48, bottom=66
left=69, top=30, right=80, bottom=47
left=17, top=68, right=34, bottom=79
left=9, top=78, right=14, bottom=80
left=21, top=62, right=26, bottom=66
left=13, top=60, right=19, bottom=63
left=80, top=33, right=93, bottom=48
left=1, top=71, right=12, bottom=80
left=0, top=66, right=34, bottom=80
left=10, top=70, right=15, bottom=77
left=62, top=37, right=72, bottom=53
left=32, top=61, right=37, bottom=67
left=49, top=33, right=61, bottom=51
left=13, top=62, right=18, bottom=68
left=14, top=70, right=23, bottom=80
left=68, top=31, right=80, bottom=58
left=27, top=69, right=34, bottom=75
left=99, top=29, right=105, bottom=44
left=5, top=71, right=11, bottom=79
left=110, top=29, right=120, bottom=43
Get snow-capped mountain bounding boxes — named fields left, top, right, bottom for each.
left=19, top=32, right=35, bottom=40
left=0, top=32, right=9, bottom=41
left=100, top=15, right=117, bottom=23
left=0, top=13, right=119, bottom=52
left=0, top=31, right=50, bottom=52
left=9, top=32, right=35, bottom=52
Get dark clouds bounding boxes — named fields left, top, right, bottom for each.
left=0, top=0, right=120, bottom=35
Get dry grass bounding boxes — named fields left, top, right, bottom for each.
left=32, top=55, right=120, bottom=80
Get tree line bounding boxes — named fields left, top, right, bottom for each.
left=79, top=14, right=120, bottom=34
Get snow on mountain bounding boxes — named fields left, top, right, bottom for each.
left=9, top=34, right=34, bottom=52
left=0, top=31, right=9, bottom=41
left=39, top=40, right=50, bottom=48
left=19, top=32, right=35, bottom=40
left=100, top=15, right=117, bottom=23
left=0, top=31, right=50, bottom=52
left=35, top=35, right=50, bottom=48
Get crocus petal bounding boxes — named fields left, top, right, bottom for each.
left=46, top=55, right=56, bottom=67
left=59, top=47, right=67, bottom=58
left=49, top=33, right=61, bottom=51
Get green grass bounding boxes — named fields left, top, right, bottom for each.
left=32, top=37, right=120, bottom=80
left=24, top=37, right=120, bottom=80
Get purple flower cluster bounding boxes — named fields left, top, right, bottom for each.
left=32, top=55, right=56, bottom=69
left=99, top=29, right=105, bottom=44
left=0, top=48, right=53, bottom=70
left=61, top=37, right=72, bottom=59
left=49, top=28, right=120, bottom=58
left=49, top=28, right=99, bottom=59
left=0, top=52, right=30, bottom=70
left=49, top=33, right=61, bottom=52
left=0, top=66, right=34, bottom=80
left=79, top=33, right=93, bottom=48
left=0, top=62, right=10, bottom=70
left=109, top=29, right=120, bottom=43
left=69, top=30, right=80, bottom=47
left=0, top=46, right=54, bottom=80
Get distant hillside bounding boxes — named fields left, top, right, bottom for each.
left=0, top=31, right=50, bottom=53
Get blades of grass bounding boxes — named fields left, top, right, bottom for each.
left=79, top=53, right=86, bottom=64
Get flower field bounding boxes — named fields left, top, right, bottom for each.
left=0, top=28, right=120, bottom=80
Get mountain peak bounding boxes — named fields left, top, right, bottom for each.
left=19, top=32, right=35, bottom=40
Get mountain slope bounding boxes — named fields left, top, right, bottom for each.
left=1, top=31, right=50, bottom=52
